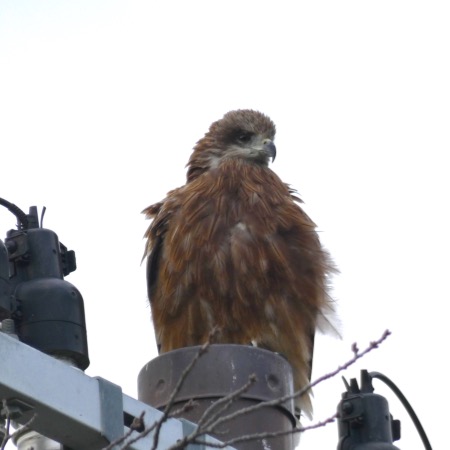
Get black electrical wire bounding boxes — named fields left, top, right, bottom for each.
left=0, top=197, right=28, bottom=229
left=40, top=206, right=47, bottom=228
left=370, top=371, right=432, bottom=450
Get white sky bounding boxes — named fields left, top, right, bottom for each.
left=1, top=1, right=449, bottom=449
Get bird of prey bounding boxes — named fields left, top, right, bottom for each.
left=143, top=109, right=336, bottom=417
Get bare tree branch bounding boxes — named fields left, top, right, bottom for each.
left=165, top=329, right=391, bottom=450
left=150, top=328, right=218, bottom=450
left=112, top=329, right=390, bottom=450
left=197, top=329, right=390, bottom=434
left=195, top=374, right=257, bottom=431
left=168, top=398, right=199, bottom=418
left=102, top=411, right=145, bottom=450
left=1, top=400, right=36, bottom=450
left=104, top=329, right=219, bottom=450
left=192, top=413, right=338, bottom=448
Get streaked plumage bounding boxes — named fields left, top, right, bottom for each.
left=143, top=110, right=336, bottom=416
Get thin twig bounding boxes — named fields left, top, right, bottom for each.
left=193, top=413, right=338, bottom=448
left=150, top=328, right=217, bottom=450
left=0, top=416, right=10, bottom=450
left=102, top=411, right=146, bottom=450
left=115, top=416, right=159, bottom=450
left=1, top=403, right=36, bottom=450
left=195, top=374, right=257, bottom=431
left=112, top=329, right=218, bottom=450
left=204, top=329, right=391, bottom=430
left=167, top=398, right=199, bottom=417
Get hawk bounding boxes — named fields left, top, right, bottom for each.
left=143, top=109, right=336, bottom=417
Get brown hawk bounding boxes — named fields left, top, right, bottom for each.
left=143, top=109, right=336, bottom=417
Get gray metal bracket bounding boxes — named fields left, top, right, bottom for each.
left=0, top=332, right=234, bottom=450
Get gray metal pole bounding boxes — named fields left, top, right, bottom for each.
left=138, top=344, right=298, bottom=450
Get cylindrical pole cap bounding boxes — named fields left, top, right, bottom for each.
left=138, top=344, right=297, bottom=450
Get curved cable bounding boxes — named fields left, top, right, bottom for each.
left=370, top=371, right=432, bottom=450
left=0, top=197, right=28, bottom=229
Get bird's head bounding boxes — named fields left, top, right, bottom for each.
left=187, top=110, right=276, bottom=182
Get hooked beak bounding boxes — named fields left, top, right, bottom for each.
left=263, top=139, right=276, bottom=162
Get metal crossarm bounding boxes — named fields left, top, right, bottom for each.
left=0, top=332, right=234, bottom=450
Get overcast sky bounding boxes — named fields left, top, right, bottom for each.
left=1, top=1, right=449, bottom=449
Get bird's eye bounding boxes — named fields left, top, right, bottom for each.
left=236, top=131, right=252, bottom=144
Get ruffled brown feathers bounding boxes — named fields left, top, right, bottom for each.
left=143, top=110, right=337, bottom=418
